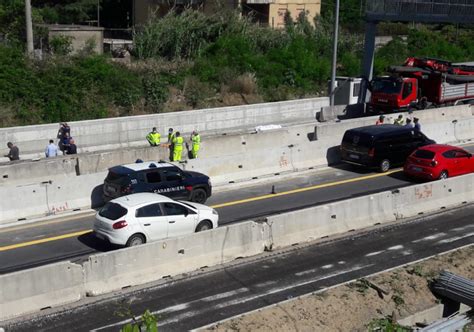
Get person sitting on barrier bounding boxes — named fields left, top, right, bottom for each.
left=66, top=139, right=77, bottom=155
left=146, top=127, right=161, bottom=146
left=45, top=139, right=59, bottom=158
left=4, top=142, right=19, bottom=161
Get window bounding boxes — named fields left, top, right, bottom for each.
left=163, top=203, right=188, bottom=216
left=163, top=169, right=182, bottom=182
left=454, top=150, right=469, bottom=158
left=442, top=150, right=457, bottom=159
left=414, top=150, right=435, bottom=159
left=99, top=202, right=128, bottom=220
left=146, top=171, right=161, bottom=183
left=402, top=82, right=412, bottom=99
left=136, top=203, right=163, bottom=218
left=352, top=83, right=361, bottom=98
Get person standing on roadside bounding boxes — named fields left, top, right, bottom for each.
left=172, top=131, right=184, bottom=162
left=190, top=130, right=201, bottom=159
left=60, top=132, right=72, bottom=155
left=45, top=139, right=59, bottom=158
left=167, top=128, right=175, bottom=161
left=405, top=118, right=414, bottom=128
left=4, top=142, right=19, bottom=161
left=146, top=127, right=161, bottom=146
left=375, top=115, right=385, bottom=125
left=414, top=117, right=421, bottom=132
left=57, top=122, right=71, bottom=152
left=393, top=114, right=404, bottom=125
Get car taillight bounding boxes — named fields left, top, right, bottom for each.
left=121, top=185, right=132, bottom=194
left=113, top=220, right=128, bottom=229
left=431, top=160, right=438, bottom=167
left=368, top=148, right=375, bottom=157
left=185, top=185, right=193, bottom=192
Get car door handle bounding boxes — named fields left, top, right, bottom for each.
left=169, top=220, right=176, bottom=224
left=144, top=223, right=151, bottom=226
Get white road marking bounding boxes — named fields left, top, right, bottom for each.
left=338, top=261, right=345, bottom=265
left=437, top=232, right=474, bottom=244
left=451, top=225, right=474, bottom=232
left=92, top=287, right=249, bottom=331
left=365, top=251, right=384, bottom=257
left=387, top=245, right=404, bottom=250
left=412, top=233, right=446, bottom=243
left=322, top=264, right=333, bottom=269
left=214, top=264, right=373, bottom=310
left=402, top=250, right=413, bottom=256
left=295, top=268, right=318, bottom=277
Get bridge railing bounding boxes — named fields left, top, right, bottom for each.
left=366, top=0, right=474, bottom=23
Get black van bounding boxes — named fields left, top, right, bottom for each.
left=340, top=124, right=435, bottom=172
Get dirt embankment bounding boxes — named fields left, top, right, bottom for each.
left=207, top=246, right=474, bottom=332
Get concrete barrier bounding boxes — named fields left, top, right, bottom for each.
left=268, top=173, right=474, bottom=249
left=0, top=97, right=328, bottom=161
left=83, top=220, right=267, bottom=296
left=0, top=172, right=106, bottom=222
left=0, top=262, right=84, bottom=321
left=267, top=191, right=396, bottom=249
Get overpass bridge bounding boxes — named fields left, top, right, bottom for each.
left=360, top=0, right=474, bottom=102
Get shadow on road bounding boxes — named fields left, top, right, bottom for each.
left=78, top=232, right=119, bottom=253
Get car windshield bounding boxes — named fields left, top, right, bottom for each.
left=371, top=79, right=402, bottom=94
left=414, top=150, right=435, bottom=159
left=99, top=202, right=128, bottom=220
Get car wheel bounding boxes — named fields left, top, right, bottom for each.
left=195, top=220, right=212, bottom=232
left=126, top=234, right=145, bottom=247
left=439, top=170, right=448, bottom=180
left=379, top=159, right=391, bottom=173
left=191, top=188, right=207, bottom=204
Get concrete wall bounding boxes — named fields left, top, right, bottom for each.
left=0, top=97, right=327, bottom=161
left=3, top=173, right=473, bottom=321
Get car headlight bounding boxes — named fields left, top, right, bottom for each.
left=212, top=209, right=218, bottom=215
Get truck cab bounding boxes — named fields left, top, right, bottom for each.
left=368, top=76, right=418, bottom=113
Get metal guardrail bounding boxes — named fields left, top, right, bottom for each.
left=432, top=270, right=474, bottom=307
left=366, top=0, right=474, bottom=23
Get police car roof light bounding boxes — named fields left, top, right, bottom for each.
left=149, top=163, right=157, bottom=168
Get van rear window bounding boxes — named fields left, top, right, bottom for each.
left=99, top=202, right=127, bottom=220
left=342, top=131, right=373, bottom=146
left=414, top=150, right=435, bottom=159
left=106, top=171, right=128, bottom=183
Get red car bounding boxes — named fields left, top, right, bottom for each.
left=404, top=144, right=474, bottom=180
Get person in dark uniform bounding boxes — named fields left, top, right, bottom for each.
left=66, top=139, right=77, bottom=155
left=4, top=142, right=19, bottom=161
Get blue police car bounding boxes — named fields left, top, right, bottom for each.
left=103, top=161, right=212, bottom=204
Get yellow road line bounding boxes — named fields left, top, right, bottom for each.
left=0, top=169, right=401, bottom=252
left=0, top=230, right=92, bottom=252
left=210, top=169, right=401, bottom=208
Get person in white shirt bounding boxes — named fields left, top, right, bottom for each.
left=45, top=139, right=59, bottom=158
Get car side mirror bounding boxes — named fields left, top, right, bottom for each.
left=184, top=210, right=188, bottom=217
left=468, top=153, right=472, bottom=158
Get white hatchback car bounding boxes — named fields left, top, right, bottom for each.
left=94, top=193, right=219, bottom=247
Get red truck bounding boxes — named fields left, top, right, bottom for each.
left=368, top=57, right=474, bottom=113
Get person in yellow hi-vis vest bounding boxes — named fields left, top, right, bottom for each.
left=172, top=131, right=184, bottom=162
left=190, top=130, right=201, bottom=159
left=146, top=127, right=161, bottom=146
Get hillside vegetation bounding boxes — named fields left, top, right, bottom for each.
left=1, top=2, right=474, bottom=127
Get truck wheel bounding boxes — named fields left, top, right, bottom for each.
left=379, top=159, right=391, bottom=173
left=191, top=188, right=207, bottom=204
